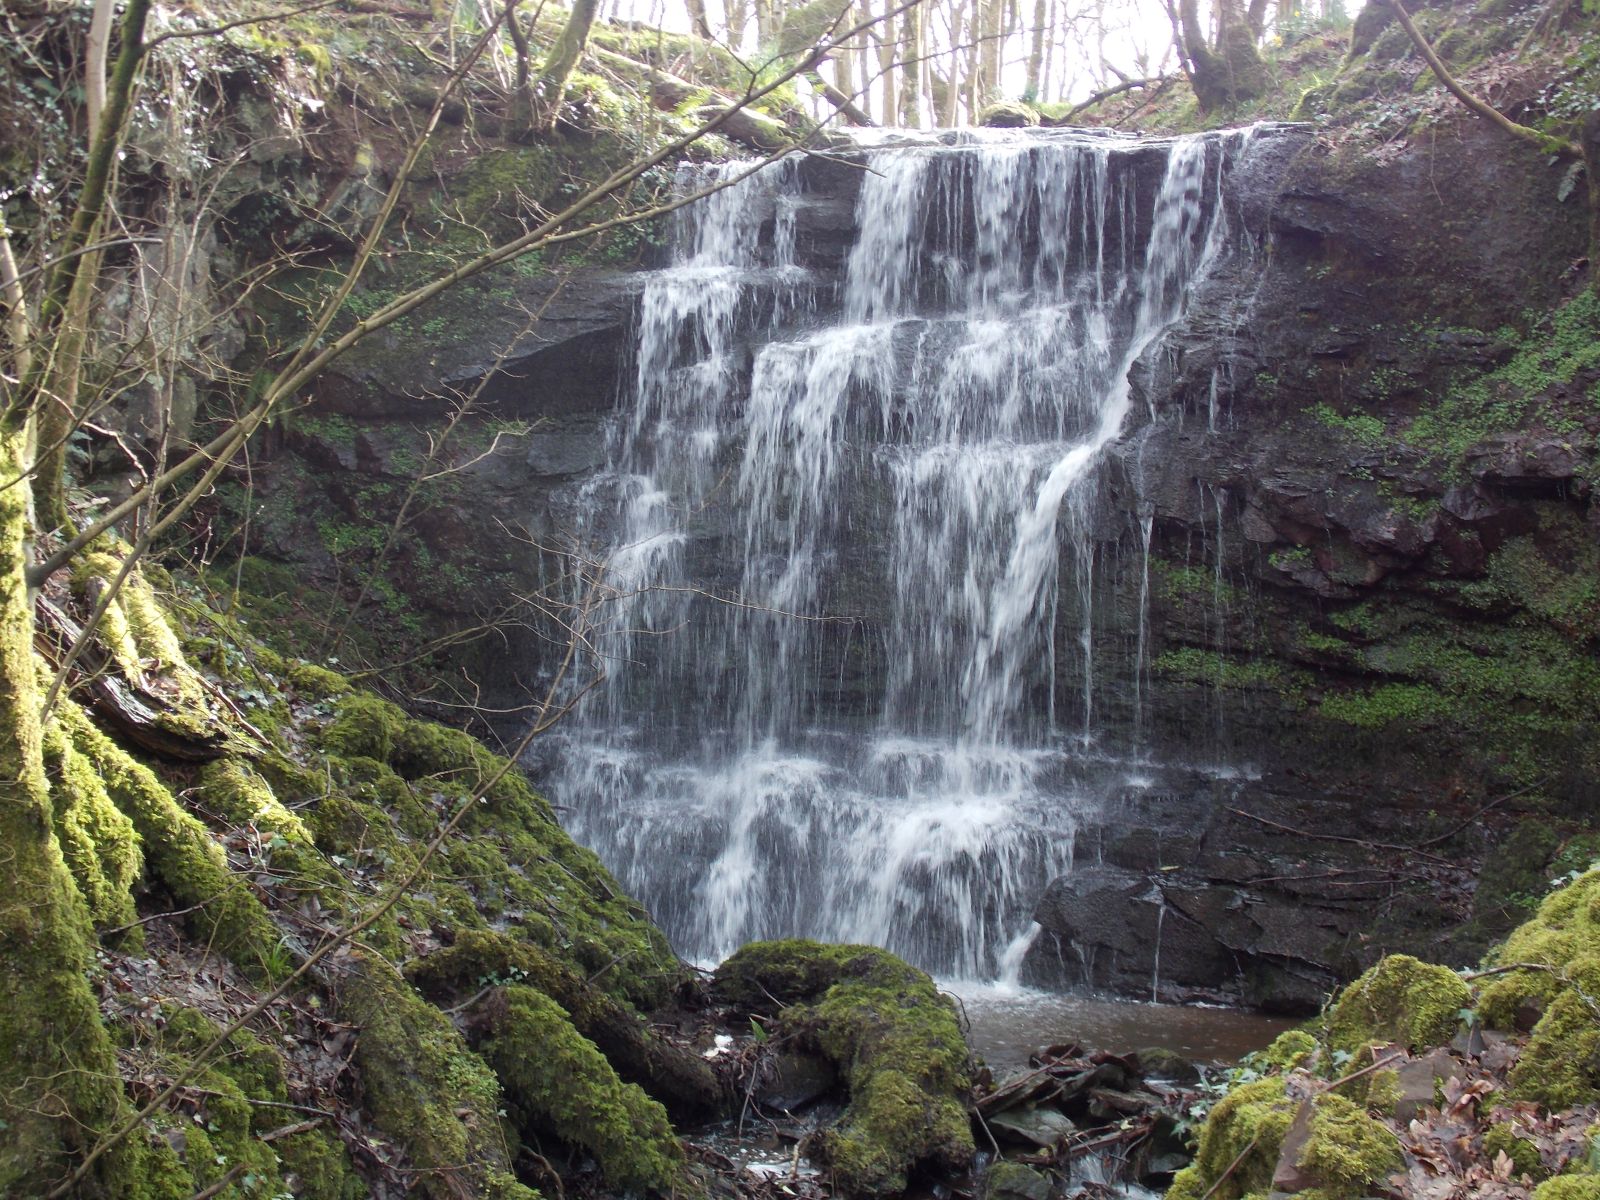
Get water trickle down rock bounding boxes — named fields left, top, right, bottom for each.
left=541, top=128, right=1268, bottom=982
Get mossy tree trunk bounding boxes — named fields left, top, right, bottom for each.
left=0, top=430, right=140, bottom=1195
left=532, top=0, right=601, bottom=133
left=1175, top=0, right=1269, bottom=110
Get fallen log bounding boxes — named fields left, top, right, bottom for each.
left=407, top=929, right=723, bottom=1118
left=35, top=595, right=229, bottom=762
left=590, top=45, right=797, bottom=152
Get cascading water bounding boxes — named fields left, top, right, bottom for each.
left=541, top=127, right=1256, bottom=981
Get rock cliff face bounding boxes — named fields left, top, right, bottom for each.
left=241, top=117, right=1598, bottom=1011
left=1018, top=120, right=1596, bottom=1009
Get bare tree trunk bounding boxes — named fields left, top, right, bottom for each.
left=899, top=0, right=923, bottom=125
left=834, top=0, right=857, bottom=104
left=877, top=0, right=898, bottom=126
left=85, top=0, right=116, bottom=143
left=978, top=0, right=1001, bottom=101
left=1248, top=0, right=1273, bottom=38
left=685, top=0, right=713, bottom=38
left=1041, top=0, right=1057, bottom=102
left=726, top=0, right=750, bottom=46
left=1024, top=0, right=1046, bottom=100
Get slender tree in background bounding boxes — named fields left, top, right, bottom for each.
left=535, top=0, right=602, bottom=128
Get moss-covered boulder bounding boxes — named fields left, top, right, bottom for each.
left=714, top=940, right=974, bottom=1195
left=1324, top=954, right=1469, bottom=1057
left=1292, top=1092, right=1403, bottom=1197
left=1478, top=868, right=1600, bottom=1107
left=1166, top=1076, right=1297, bottom=1200
left=1169, top=1082, right=1400, bottom=1200
left=977, top=100, right=1040, bottom=127
left=1534, top=1178, right=1600, bottom=1200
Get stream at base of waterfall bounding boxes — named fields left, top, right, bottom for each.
left=534, top=128, right=1278, bottom=1040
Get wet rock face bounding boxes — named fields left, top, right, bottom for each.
left=244, top=121, right=1594, bottom=1008
left=1021, top=121, right=1597, bottom=1008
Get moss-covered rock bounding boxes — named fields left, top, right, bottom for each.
left=1166, top=1077, right=1296, bottom=1200
left=1324, top=954, right=1469, bottom=1056
left=1533, top=1178, right=1600, bottom=1200
left=1477, top=869, right=1600, bottom=1107
left=977, top=100, right=1040, bottom=127
left=1256, top=1028, right=1319, bottom=1072
left=714, top=940, right=974, bottom=1195
left=1297, top=1092, right=1403, bottom=1197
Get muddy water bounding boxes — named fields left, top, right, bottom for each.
left=949, top=983, right=1298, bottom=1070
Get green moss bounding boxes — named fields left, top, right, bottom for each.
left=1307, top=401, right=1387, bottom=446
left=1298, top=1093, right=1402, bottom=1196
left=199, top=758, right=314, bottom=845
left=715, top=941, right=974, bottom=1195
left=287, top=660, right=350, bottom=698
left=1405, top=292, right=1600, bottom=469
left=1324, top=954, right=1468, bottom=1056
left=337, top=952, right=536, bottom=1200
left=312, top=694, right=683, bottom=1009
left=63, top=704, right=284, bottom=977
left=1256, top=1029, right=1318, bottom=1071
left=1167, top=1077, right=1296, bottom=1200
left=1472, top=871, right=1600, bottom=1107
left=483, top=984, right=684, bottom=1192
left=152, top=1007, right=365, bottom=1199
left=1483, top=1122, right=1546, bottom=1180
left=977, top=99, right=1041, bottom=126
left=1153, top=647, right=1282, bottom=688
left=41, top=716, right=141, bottom=934
left=1365, top=1067, right=1401, bottom=1112
left=318, top=692, right=407, bottom=761
left=1534, top=1179, right=1600, bottom=1200
left=1318, top=682, right=1452, bottom=728
left=73, top=551, right=205, bottom=710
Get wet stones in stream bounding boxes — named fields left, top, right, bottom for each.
left=974, top=1043, right=1205, bottom=1194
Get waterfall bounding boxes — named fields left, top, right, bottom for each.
left=543, top=128, right=1255, bottom=980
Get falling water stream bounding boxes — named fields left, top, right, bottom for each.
left=539, top=126, right=1265, bottom=991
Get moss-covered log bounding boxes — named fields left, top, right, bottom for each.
left=714, top=940, right=975, bottom=1195
left=409, top=929, right=722, bottom=1117
left=481, top=983, right=686, bottom=1193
